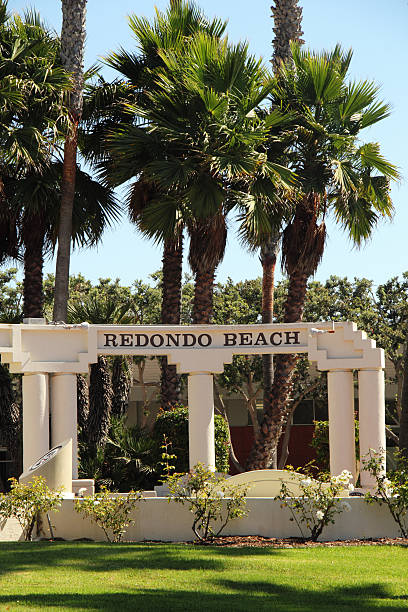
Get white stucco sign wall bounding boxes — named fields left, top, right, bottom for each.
left=0, top=320, right=386, bottom=489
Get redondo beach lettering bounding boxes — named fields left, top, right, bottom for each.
left=103, top=330, right=300, bottom=348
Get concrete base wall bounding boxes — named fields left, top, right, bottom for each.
left=0, top=497, right=401, bottom=542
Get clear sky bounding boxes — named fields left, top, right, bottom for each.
left=7, top=0, right=408, bottom=288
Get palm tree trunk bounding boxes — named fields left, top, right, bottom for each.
left=260, top=232, right=280, bottom=415
left=53, top=0, right=87, bottom=322
left=160, top=235, right=183, bottom=409
left=192, top=270, right=215, bottom=324
left=53, top=130, right=78, bottom=321
left=86, top=356, right=113, bottom=455
left=271, top=0, right=304, bottom=73
left=22, top=215, right=45, bottom=319
left=246, top=270, right=308, bottom=470
left=77, top=373, right=89, bottom=431
left=111, top=356, right=132, bottom=417
left=189, top=214, right=227, bottom=325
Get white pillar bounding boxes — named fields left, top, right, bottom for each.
left=358, top=368, right=386, bottom=489
left=327, top=369, right=356, bottom=481
left=50, top=373, right=78, bottom=478
left=187, top=373, right=215, bottom=471
left=22, top=373, right=49, bottom=472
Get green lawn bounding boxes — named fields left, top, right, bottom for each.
left=0, top=543, right=407, bottom=611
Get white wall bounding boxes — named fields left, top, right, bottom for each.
left=0, top=498, right=400, bottom=542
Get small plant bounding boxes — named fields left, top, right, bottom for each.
left=158, top=435, right=176, bottom=483
left=165, top=463, right=249, bottom=541
left=363, top=449, right=408, bottom=537
left=74, top=486, right=142, bottom=542
left=275, top=470, right=354, bottom=542
left=0, top=477, right=63, bottom=541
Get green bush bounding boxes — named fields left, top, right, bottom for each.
left=74, top=486, right=142, bottom=542
left=79, top=416, right=159, bottom=492
left=275, top=470, right=354, bottom=542
left=153, top=406, right=230, bottom=473
left=0, top=476, right=63, bottom=541
left=166, top=462, right=249, bottom=541
left=363, top=450, right=408, bottom=538
left=311, top=420, right=359, bottom=473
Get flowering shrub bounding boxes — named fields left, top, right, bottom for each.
left=0, top=477, right=63, bottom=541
left=165, top=463, right=249, bottom=541
left=74, top=487, right=142, bottom=542
left=275, top=470, right=354, bottom=541
left=363, top=450, right=408, bottom=537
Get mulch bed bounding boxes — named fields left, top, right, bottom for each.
left=191, top=535, right=408, bottom=548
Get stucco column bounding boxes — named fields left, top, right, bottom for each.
left=358, top=368, right=386, bottom=489
left=22, top=373, right=49, bottom=472
left=327, top=369, right=356, bottom=481
left=187, top=373, right=215, bottom=471
left=50, top=373, right=78, bottom=478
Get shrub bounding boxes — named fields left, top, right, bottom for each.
left=74, top=486, right=142, bottom=542
left=79, top=416, right=159, bottom=491
left=363, top=450, right=408, bottom=537
left=166, top=462, right=249, bottom=541
left=0, top=476, right=63, bottom=541
left=275, top=470, right=354, bottom=541
left=153, top=406, right=229, bottom=473
left=311, top=420, right=359, bottom=473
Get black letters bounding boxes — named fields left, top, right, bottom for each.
left=285, top=331, right=300, bottom=345
left=104, top=333, right=118, bottom=347
left=197, top=334, right=212, bottom=347
left=120, top=333, right=133, bottom=347
left=166, top=334, right=180, bottom=347
left=270, top=332, right=282, bottom=346
left=224, top=333, right=237, bottom=346
left=254, top=332, right=267, bottom=346
left=239, top=332, right=252, bottom=346
left=151, top=334, right=164, bottom=347
left=134, top=334, right=149, bottom=347
left=183, top=334, right=196, bottom=347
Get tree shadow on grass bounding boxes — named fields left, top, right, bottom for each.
left=0, top=542, right=231, bottom=575
left=0, top=582, right=405, bottom=612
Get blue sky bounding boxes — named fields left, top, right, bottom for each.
left=7, top=0, right=408, bottom=288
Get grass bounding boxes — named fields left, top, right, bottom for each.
left=0, top=542, right=407, bottom=610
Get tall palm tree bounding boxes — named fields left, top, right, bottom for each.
left=53, top=0, right=87, bottom=322
left=84, top=1, right=227, bottom=408
left=246, top=44, right=399, bottom=469
left=105, top=33, right=294, bottom=330
left=259, top=0, right=304, bottom=429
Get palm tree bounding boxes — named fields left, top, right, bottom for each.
left=246, top=44, right=399, bottom=470
left=105, top=33, right=294, bottom=330
left=53, top=0, right=87, bottom=322
left=258, top=0, right=304, bottom=429
left=0, top=6, right=70, bottom=275
left=84, top=1, right=227, bottom=408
